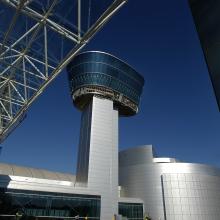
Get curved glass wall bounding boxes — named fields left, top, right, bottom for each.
left=67, top=51, right=145, bottom=115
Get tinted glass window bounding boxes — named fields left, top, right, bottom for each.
left=119, top=202, right=143, bottom=220
left=0, top=188, right=100, bottom=219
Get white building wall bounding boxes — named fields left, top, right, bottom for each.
left=76, top=96, right=118, bottom=220
left=119, top=146, right=220, bottom=220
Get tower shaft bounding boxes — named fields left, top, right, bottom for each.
left=76, top=96, right=118, bottom=219
left=68, top=51, right=144, bottom=219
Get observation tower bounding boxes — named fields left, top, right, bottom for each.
left=67, top=51, right=144, bottom=219
left=68, top=51, right=144, bottom=116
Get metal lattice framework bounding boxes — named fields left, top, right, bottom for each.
left=0, top=0, right=127, bottom=142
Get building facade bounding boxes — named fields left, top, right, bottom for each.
left=67, top=51, right=145, bottom=219
left=0, top=51, right=220, bottom=220
left=119, top=145, right=220, bottom=220
left=0, top=163, right=143, bottom=219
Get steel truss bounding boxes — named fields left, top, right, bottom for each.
left=0, top=0, right=127, bottom=142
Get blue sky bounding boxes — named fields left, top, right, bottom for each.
left=1, top=0, right=220, bottom=173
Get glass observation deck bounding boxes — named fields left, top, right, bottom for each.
left=67, top=51, right=145, bottom=116
left=0, top=0, right=127, bottom=142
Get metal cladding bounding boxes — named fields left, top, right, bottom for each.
left=75, top=96, right=119, bottom=219
left=119, top=146, right=220, bottom=220
left=67, top=51, right=145, bottom=116
left=188, top=0, right=220, bottom=110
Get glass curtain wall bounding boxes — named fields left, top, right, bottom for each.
left=0, top=189, right=100, bottom=219
left=67, top=52, right=145, bottom=106
left=118, top=202, right=143, bottom=220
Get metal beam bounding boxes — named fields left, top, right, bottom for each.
left=0, top=0, right=28, bottom=55
left=0, top=0, right=127, bottom=142
left=1, top=0, right=79, bottom=43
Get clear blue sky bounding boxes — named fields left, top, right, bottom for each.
left=1, top=0, right=220, bottom=173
